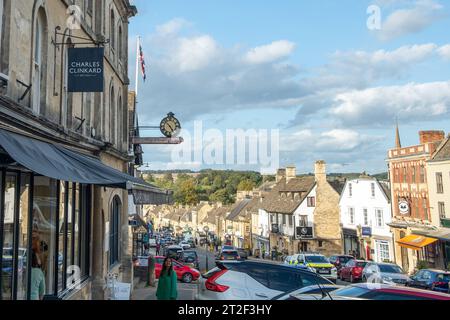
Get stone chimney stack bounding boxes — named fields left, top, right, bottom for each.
left=419, top=131, right=445, bottom=144
left=286, top=165, right=297, bottom=182
left=315, top=160, right=327, bottom=184
left=276, top=168, right=286, bottom=183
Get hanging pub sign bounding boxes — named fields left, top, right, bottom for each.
left=68, top=47, right=104, bottom=92
left=296, top=227, right=314, bottom=240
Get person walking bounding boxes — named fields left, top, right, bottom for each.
left=30, top=251, right=46, bottom=300
left=156, top=242, right=161, bottom=256
left=156, top=257, right=178, bottom=300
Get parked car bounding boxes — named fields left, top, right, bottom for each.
left=362, top=262, right=410, bottom=285
left=216, top=250, right=241, bottom=261
left=187, top=239, right=196, bottom=248
left=165, top=245, right=184, bottom=260
left=221, top=245, right=235, bottom=251
left=328, top=255, right=355, bottom=277
left=340, top=260, right=368, bottom=283
left=179, top=241, right=191, bottom=250
left=285, top=253, right=337, bottom=283
left=236, top=248, right=249, bottom=260
left=273, top=284, right=343, bottom=300
left=289, top=283, right=450, bottom=300
left=179, top=250, right=200, bottom=270
left=154, top=256, right=200, bottom=283
left=196, top=260, right=334, bottom=300
left=406, top=269, right=450, bottom=293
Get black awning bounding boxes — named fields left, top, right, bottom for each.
left=0, top=128, right=166, bottom=195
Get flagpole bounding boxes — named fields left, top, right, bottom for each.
left=135, top=36, right=140, bottom=99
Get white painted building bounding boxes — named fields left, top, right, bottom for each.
left=339, top=176, right=394, bottom=263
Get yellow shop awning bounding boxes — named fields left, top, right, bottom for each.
left=397, top=235, right=438, bottom=251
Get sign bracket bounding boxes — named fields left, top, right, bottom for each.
left=52, top=27, right=110, bottom=47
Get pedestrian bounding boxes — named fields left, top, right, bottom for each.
left=156, top=242, right=161, bottom=256
left=156, top=257, right=178, bottom=301
left=30, top=251, right=45, bottom=301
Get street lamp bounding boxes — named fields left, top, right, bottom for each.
left=203, top=226, right=210, bottom=272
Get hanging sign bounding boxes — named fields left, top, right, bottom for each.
left=68, top=47, right=104, bottom=92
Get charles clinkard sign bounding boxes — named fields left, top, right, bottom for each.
left=68, top=47, right=104, bottom=92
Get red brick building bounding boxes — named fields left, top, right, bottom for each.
left=387, top=129, right=446, bottom=273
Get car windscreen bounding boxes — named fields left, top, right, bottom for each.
left=182, top=252, right=197, bottom=259
left=222, top=251, right=239, bottom=258
left=356, top=262, right=367, bottom=267
left=305, top=256, right=329, bottom=264
left=379, top=265, right=403, bottom=273
left=339, top=257, right=354, bottom=264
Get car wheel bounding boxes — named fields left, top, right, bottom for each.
left=182, top=273, right=193, bottom=283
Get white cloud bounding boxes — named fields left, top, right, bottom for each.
left=331, top=81, right=450, bottom=126
left=438, top=44, right=450, bottom=60
left=171, top=35, right=220, bottom=72
left=378, top=0, right=444, bottom=41
left=155, top=18, right=191, bottom=36
left=244, top=40, right=296, bottom=64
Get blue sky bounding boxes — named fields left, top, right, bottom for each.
left=128, top=0, right=450, bottom=174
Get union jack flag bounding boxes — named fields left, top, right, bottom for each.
left=139, top=44, right=147, bottom=82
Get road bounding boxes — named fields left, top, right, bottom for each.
left=157, top=247, right=352, bottom=300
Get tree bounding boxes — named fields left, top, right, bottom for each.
left=174, top=178, right=199, bottom=206
left=237, top=179, right=255, bottom=191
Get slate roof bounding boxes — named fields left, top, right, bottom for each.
left=431, top=136, right=450, bottom=161
left=261, top=177, right=316, bottom=215
left=327, top=178, right=347, bottom=195
left=226, top=199, right=252, bottom=221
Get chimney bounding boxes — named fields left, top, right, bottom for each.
left=419, top=131, right=445, bottom=144
left=286, top=165, right=297, bottom=182
left=315, top=160, right=327, bottom=184
left=276, top=168, right=286, bottom=183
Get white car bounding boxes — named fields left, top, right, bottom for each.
left=179, top=241, right=191, bottom=250
left=196, top=260, right=333, bottom=300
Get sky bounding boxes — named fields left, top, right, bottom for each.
left=128, top=0, right=450, bottom=174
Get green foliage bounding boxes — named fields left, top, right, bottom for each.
left=145, top=170, right=263, bottom=205
left=237, top=179, right=255, bottom=191
left=416, top=260, right=430, bottom=270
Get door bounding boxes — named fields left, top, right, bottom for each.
left=410, top=270, right=423, bottom=288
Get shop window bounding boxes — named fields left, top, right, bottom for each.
left=32, top=176, right=58, bottom=298
left=17, top=174, right=31, bottom=300
left=109, top=196, right=121, bottom=267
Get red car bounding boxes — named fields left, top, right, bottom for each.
left=340, top=260, right=367, bottom=283
left=155, top=256, right=200, bottom=283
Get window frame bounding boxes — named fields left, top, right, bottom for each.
left=349, top=207, right=355, bottom=225
left=436, top=172, right=444, bottom=194
left=0, top=0, right=3, bottom=55
left=438, top=202, right=446, bottom=219
left=371, top=183, right=375, bottom=198
left=109, top=196, right=121, bottom=267
left=375, top=209, right=384, bottom=228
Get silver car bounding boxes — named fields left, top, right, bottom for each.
left=362, top=262, right=411, bottom=285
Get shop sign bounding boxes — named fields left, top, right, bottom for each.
left=399, top=200, right=410, bottom=215
left=296, top=227, right=314, bottom=239
left=362, top=227, right=372, bottom=237
left=68, top=47, right=104, bottom=92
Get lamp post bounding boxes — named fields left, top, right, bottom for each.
left=203, top=226, right=210, bottom=272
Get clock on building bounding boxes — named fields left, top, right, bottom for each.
left=160, top=112, right=181, bottom=138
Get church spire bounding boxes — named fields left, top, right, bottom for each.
left=395, top=118, right=402, bottom=148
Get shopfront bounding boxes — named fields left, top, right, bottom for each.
left=0, top=128, right=166, bottom=300
left=343, top=228, right=360, bottom=257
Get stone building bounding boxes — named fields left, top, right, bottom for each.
left=260, top=162, right=344, bottom=257
left=387, top=129, right=446, bottom=274
left=0, top=0, right=168, bottom=300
